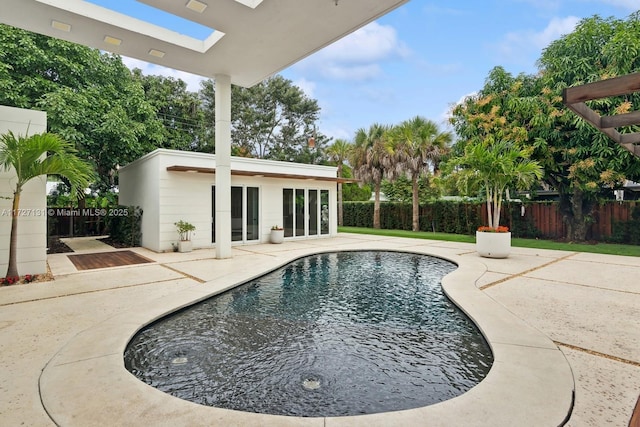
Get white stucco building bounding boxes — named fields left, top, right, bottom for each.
left=119, top=149, right=339, bottom=252
left=0, top=105, right=48, bottom=276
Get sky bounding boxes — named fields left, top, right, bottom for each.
left=115, top=0, right=639, bottom=142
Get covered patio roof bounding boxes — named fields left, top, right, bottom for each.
left=0, top=0, right=408, bottom=88
left=563, top=72, right=640, bottom=157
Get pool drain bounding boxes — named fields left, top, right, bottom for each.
left=302, top=377, right=321, bottom=390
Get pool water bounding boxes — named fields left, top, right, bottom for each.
left=124, top=251, right=493, bottom=417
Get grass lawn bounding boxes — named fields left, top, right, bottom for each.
left=338, top=226, right=640, bottom=257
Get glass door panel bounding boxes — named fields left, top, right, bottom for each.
left=246, top=187, right=259, bottom=241
left=308, top=190, right=318, bottom=236
left=283, top=188, right=294, bottom=237
left=231, top=186, right=243, bottom=242
left=295, top=189, right=305, bottom=237
left=321, top=190, right=329, bottom=234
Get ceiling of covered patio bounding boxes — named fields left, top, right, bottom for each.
left=0, top=0, right=408, bottom=87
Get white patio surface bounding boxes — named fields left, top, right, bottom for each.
left=0, top=233, right=638, bottom=426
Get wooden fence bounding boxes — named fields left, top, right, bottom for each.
left=345, top=200, right=639, bottom=242
left=499, top=201, right=638, bottom=240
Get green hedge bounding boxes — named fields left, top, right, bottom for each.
left=343, top=201, right=484, bottom=235
left=106, top=205, right=143, bottom=247
left=610, top=204, right=640, bottom=245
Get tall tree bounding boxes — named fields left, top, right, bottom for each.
left=133, top=71, right=211, bottom=152
left=451, top=15, right=640, bottom=242
left=387, top=116, right=451, bottom=231
left=533, top=13, right=640, bottom=240
left=1, top=131, right=94, bottom=278
left=351, top=124, right=391, bottom=229
left=0, top=24, right=165, bottom=191
left=200, top=75, right=322, bottom=161
left=326, top=139, right=352, bottom=226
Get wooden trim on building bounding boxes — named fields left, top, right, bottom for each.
left=166, top=165, right=358, bottom=183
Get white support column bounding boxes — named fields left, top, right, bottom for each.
left=215, top=74, right=232, bottom=259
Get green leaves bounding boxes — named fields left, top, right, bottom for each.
left=0, top=131, right=95, bottom=198
left=448, top=139, right=542, bottom=227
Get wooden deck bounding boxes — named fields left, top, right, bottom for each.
left=68, top=250, right=153, bottom=271
left=631, top=395, right=640, bottom=427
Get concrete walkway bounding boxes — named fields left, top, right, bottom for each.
left=1, top=233, right=639, bottom=426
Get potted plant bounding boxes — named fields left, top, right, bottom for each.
left=175, top=220, right=196, bottom=252
left=449, top=138, right=543, bottom=258
left=270, top=225, right=284, bottom=244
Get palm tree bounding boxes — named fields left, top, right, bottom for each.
left=450, top=137, right=543, bottom=228
left=1, top=131, right=94, bottom=279
left=387, top=116, right=452, bottom=232
left=326, top=139, right=352, bottom=226
left=351, top=124, right=391, bottom=229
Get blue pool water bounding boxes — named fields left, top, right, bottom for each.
left=124, top=251, right=493, bottom=417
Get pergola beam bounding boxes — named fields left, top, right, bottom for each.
left=563, top=73, right=640, bottom=158
left=563, top=72, right=640, bottom=103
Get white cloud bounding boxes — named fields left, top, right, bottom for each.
left=292, top=78, right=316, bottom=98
left=532, top=16, right=581, bottom=48
left=322, top=125, right=352, bottom=142
left=599, top=0, right=639, bottom=10
left=121, top=56, right=205, bottom=92
left=493, top=16, right=580, bottom=64
left=295, top=21, right=410, bottom=81
left=441, top=91, right=477, bottom=123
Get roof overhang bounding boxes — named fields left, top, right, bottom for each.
left=166, top=165, right=357, bottom=183
left=0, top=0, right=408, bottom=87
left=563, top=73, right=640, bottom=157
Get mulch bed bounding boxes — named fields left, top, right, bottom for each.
left=47, top=237, right=74, bottom=254
left=97, top=237, right=132, bottom=249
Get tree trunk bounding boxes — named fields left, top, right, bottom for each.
left=373, top=181, right=381, bottom=229
left=6, top=190, right=21, bottom=279
left=560, top=187, right=594, bottom=241
left=412, top=175, right=419, bottom=232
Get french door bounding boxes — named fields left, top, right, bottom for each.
left=283, top=188, right=329, bottom=238
left=211, top=185, right=259, bottom=243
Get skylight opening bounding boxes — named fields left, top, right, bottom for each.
left=86, top=0, right=214, bottom=41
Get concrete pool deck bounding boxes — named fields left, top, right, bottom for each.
left=1, top=233, right=639, bottom=426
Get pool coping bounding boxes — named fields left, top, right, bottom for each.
left=38, top=245, right=575, bottom=426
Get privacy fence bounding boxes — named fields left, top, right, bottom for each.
left=343, top=200, right=640, bottom=244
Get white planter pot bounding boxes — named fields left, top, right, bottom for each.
left=270, top=229, right=284, bottom=244
left=178, top=240, right=193, bottom=253
left=476, top=231, right=511, bottom=258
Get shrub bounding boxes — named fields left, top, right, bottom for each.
left=106, top=205, right=143, bottom=247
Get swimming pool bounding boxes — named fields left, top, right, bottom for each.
left=124, top=251, right=493, bottom=417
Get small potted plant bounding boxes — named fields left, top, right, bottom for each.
left=270, top=225, right=284, bottom=244
left=175, top=220, right=196, bottom=252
